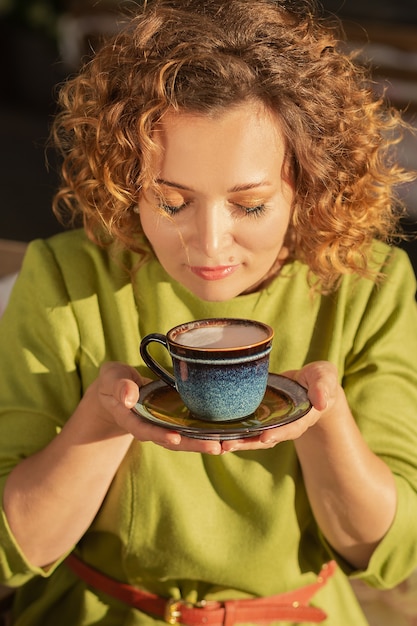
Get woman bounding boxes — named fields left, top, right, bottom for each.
left=1, top=0, right=417, bottom=624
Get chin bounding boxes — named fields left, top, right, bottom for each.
left=186, top=283, right=245, bottom=302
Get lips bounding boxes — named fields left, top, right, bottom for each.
left=189, top=265, right=239, bottom=281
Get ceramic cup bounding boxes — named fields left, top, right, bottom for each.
left=140, top=318, right=274, bottom=422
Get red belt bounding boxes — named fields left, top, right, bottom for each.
left=66, top=554, right=336, bottom=624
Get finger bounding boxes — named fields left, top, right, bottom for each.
left=98, top=362, right=151, bottom=410
left=221, top=407, right=318, bottom=451
left=127, top=412, right=223, bottom=454
left=282, top=362, right=338, bottom=412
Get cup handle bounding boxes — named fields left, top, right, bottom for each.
left=140, top=333, right=176, bottom=388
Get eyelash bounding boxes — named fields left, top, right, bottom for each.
left=159, top=202, right=267, bottom=217
left=160, top=202, right=188, bottom=216
left=235, top=203, right=267, bottom=217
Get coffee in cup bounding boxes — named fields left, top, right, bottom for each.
left=140, top=318, right=274, bottom=422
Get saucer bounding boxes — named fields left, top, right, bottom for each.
left=132, top=374, right=311, bottom=440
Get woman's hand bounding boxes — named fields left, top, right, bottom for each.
left=87, top=362, right=226, bottom=455
left=219, top=361, right=339, bottom=452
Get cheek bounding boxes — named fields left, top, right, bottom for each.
left=247, top=214, right=289, bottom=252
left=140, top=207, right=169, bottom=243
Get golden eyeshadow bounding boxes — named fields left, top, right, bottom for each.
left=230, top=197, right=266, bottom=206
left=160, top=192, right=186, bottom=204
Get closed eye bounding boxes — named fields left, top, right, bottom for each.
left=235, top=203, right=267, bottom=217
left=159, top=201, right=188, bottom=215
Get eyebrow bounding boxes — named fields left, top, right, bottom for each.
left=156, top=178, right=272, bottom=193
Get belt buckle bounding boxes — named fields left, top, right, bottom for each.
left=164, top=597, right=211, bottom=624
left=164, top=598, right=188, bottom=625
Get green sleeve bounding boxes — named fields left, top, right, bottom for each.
left=0, top=239, right=83, bottom=584
left=330, top=248, right=417, bottom=587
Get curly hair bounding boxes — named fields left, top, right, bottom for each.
left=51, top=0, right=414, bottom=292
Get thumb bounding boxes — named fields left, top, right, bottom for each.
left=98, top=362, right=142, bottom=410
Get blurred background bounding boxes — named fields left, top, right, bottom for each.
left=0, top=0, right=416, bottom=272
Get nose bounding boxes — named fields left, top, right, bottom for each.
left=192, top=204, right=233, bottom=258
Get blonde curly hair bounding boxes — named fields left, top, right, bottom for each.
left=51, top=0, right=414, bottom=292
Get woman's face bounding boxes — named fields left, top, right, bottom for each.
left=139, top=101, right=293, bottom=302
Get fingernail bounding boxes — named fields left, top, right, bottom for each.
left=124, top=393, right=135, bottom=409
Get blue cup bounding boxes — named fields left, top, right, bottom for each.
left=140, top=318, right=274, bottom=422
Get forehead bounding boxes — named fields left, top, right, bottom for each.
left=155, top=100, right=284, bottom=141
left=150, top=102, right=287, bottom=181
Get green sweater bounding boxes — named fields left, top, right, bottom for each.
left=1, top=229, right=417, bottom=626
